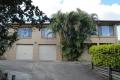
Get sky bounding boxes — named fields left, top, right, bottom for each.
left=102, top=0, right=120, bottom=5
left=32, top=0, right=120, bottom=20
left=32, top=0, right=120, bottom=40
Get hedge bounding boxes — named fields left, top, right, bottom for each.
left=89, top=44, right=120, bottom=68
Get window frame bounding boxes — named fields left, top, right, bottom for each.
left=17, top=28, right=32, bottom=39
left=41, top=28, right=56, bottom=39
left=98, top=25, right=114, bottom=37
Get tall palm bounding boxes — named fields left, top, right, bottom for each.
left=49, top=9, right=96, bottom=61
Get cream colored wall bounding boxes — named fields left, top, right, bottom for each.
left=4, top=27, right=62, bottom=61
left=4, top=44, right=16, bottom=60
left=80, top=47, right=91, bottom=61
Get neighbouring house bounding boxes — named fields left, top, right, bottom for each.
left=2, top=20, right=120, bottom=61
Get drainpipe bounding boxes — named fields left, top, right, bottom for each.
left=97, top=20, right=100, bottom=46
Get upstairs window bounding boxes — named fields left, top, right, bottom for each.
left=17, top=28, right=32, bottom=38
left=98, top=26, right=113, bottom=37
left=41, top=28, right=55, bottom=39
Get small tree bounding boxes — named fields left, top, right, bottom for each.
left=0, top=0, right=49, bottom=56
left=49, top=9, right=96, bottom=61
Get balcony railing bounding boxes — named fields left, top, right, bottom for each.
left=85, top=35, right=118, bottom=43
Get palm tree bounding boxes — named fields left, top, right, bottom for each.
left=49, top=9, right=96, bottom=61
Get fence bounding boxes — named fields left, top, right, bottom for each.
left=91, top=63, right=120, bottom=80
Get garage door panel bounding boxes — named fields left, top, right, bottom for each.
left=16, top=45, right=33, bottom=60
left=39, top=45, right=56, bottom=61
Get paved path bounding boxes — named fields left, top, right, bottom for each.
left=0, top=61, right=106, bottom=80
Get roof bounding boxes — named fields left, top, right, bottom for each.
left=96, top=20, right=120, bottom=25
left=11, top=20, right=120, bottom=27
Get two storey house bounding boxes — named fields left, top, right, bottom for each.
left=2, top=20, right=120, bottom=61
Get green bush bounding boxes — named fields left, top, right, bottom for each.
left=89, top=44, right=120, bottom=68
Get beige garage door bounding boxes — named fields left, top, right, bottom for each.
left=16, top=45, right=33, bottom=60
left=39, top=45, right=57, bottom=61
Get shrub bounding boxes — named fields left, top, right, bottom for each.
left=89, top=44, right=120, bottom=68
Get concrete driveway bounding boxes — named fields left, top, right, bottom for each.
left=0, top=61, right=106, bottom=80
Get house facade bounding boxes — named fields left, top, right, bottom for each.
left=87, top=20, right=119, bottom=44
left=2, top=20, right=120, bottom=61
left=81, top=20, right=120, bottom=61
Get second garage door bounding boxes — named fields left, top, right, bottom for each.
left=39, top=45, right=57, bottom=61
